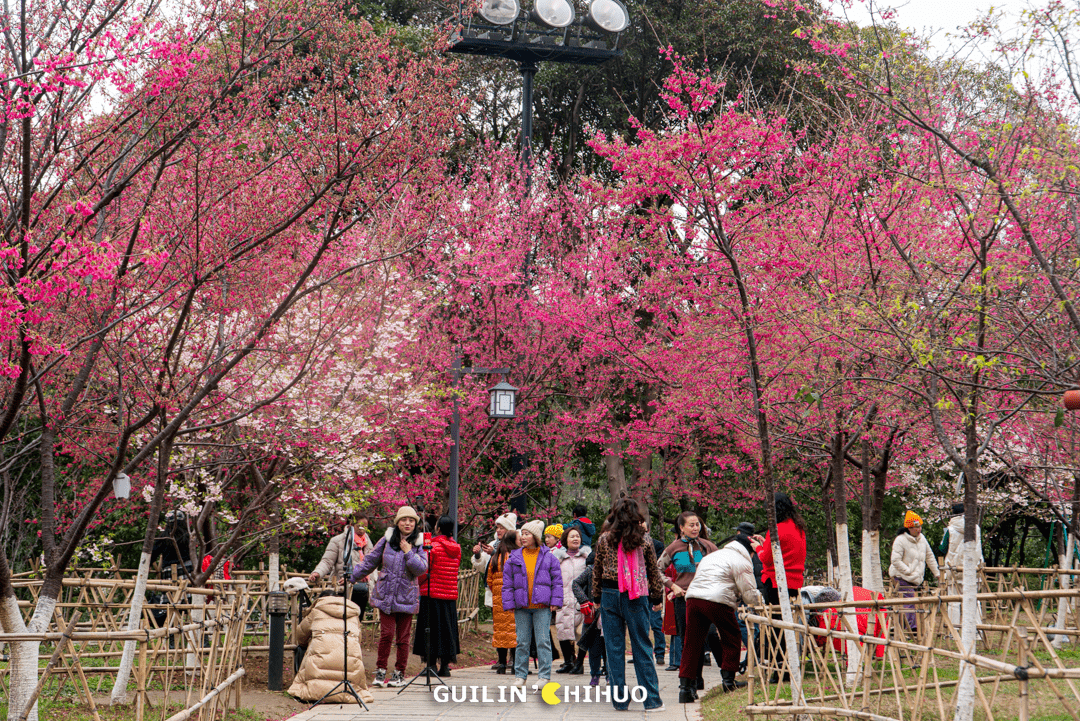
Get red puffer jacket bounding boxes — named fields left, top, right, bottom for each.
left=418, top=535, right=462, bottom=600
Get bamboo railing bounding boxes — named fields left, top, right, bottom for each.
left=743, top=582, right=1080, bottom=721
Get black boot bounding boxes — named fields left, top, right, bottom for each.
left=678, top=677, right=696, bottom=704
left=696, top=677, right=705, bottom=690
left=556, top=640, right=575, bottom=673
left=721, top=669, right=746, bottom=693
left=703, top=652, right=712, bottom=666
left=439, top=660, right=451, bottom=677
left=569, top=646, right=587, bottom=675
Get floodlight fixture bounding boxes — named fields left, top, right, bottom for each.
left=478, top=0, right=520, bottom=25
left=586, top=0, right=630, bottom=33
left=532, top=0, right=575, bottom=28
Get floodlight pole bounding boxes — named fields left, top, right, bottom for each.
left=520, top=61, right=537, bottom=166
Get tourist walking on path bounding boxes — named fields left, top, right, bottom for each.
left=750, top=492, right=806, bottom=683
left=553, top=527, right=591, bottom=673
left=487, top=530, right=519, bottom=673
left=658, top=511, right=718, bottom=680
left=677, top=529, right=763, bottom=702
left=413, top=516, right=461, bottom=677
left=471, top=512, right=517, bottom=610
left=567, top=504, right=596, bottom=547
left=571, top=550, right=606, bottom=684
left=938, top=502, right=983, bottom=628
left=502, top=520, right=564, bottom=687
left=351, top=505, right=428, bottom=688
left=592, top=498, right=666, bottom=712
left=889, top=510, right=940, bottom=633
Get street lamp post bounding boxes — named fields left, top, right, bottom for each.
left=448, top=357, right=517, bottom=540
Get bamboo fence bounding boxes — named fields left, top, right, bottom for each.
left=743, top=576, right=1080, bottom=721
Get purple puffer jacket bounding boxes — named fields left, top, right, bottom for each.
left=351, top=536, right=428, bottom=614
left=502, top=546, right=564, bottom=610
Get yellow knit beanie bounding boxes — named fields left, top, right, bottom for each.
left=904, top=510, right=922, bottom=528
left=545, top=523, right=564, bottom=539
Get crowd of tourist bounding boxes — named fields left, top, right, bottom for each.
left=283, top=494, right=974, bottom=709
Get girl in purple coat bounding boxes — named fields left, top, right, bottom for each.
left=351, top=505, right=428, bottom=688
left=502, top=519, right=563, bottom=687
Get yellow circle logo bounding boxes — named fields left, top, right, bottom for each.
left=541, top=681, right=562, bottom=705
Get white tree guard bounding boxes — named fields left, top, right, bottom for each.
left=835, top=522, right=862, bottom=687
left=110, top=550, right=153, bottom=704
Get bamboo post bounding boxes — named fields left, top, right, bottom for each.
left=136, top=636, right=147, bottom=721
left=1019, top=626, right=1029, bottom=721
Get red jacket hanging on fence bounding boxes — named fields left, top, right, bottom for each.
left=201, top=554, right=232, bottom=601
left=417, top=535, right=462, bottom=600
left=815, top=586, right=887, bottom=658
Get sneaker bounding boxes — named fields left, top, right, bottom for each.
left=664, top=664, right=679, bottom=672
left=646, top=704, right=666, bottom=712
left=512, top=677, right=526, bottom=687
left=590, top=676, right=600, bottom=686
left=372, top=669, right=387, bottom=687
left=388, top=670, right=407, bottom=687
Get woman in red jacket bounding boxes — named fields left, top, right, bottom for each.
left=749, top=492, right=806, bottom=684
left=413, top=516, right=462, bottom=677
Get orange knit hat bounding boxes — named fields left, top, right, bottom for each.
left=904, top=510, right=922, bottom=528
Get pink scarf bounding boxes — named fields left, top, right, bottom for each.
left=617, top=542, right=649, bottom=600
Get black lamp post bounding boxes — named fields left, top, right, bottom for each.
left=448, top=357, right=517, bottom=540
left=448, top=0, right=630, bottom=161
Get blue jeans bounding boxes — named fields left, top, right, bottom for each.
left=649, top=604, right=666, bottom=661
left=600, top=588, right=663, bottom=711
left=669, top=634, right=682, bottom=666
left=514, top=608, right=552, bottom=679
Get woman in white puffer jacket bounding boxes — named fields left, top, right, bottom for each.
left=553, top=527, right=590, bottom=673
left=888, top=510, right=939, bottom=632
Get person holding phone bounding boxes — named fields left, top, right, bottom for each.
left=350, top=506, right=427, bottom=688
left=413, top=517, right=462, bottom=677
left=308, top=513, right=374, bottom=619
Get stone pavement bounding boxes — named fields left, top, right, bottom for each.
left=287, top=659, right=725, bottom=720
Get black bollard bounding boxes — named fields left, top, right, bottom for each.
left=267, top=591, right=288, bottom=691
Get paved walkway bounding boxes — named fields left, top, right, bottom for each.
left=288, top=659, right=723, bottom=720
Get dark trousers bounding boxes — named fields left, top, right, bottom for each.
left=649, top=604, right=665, bottom=661
left=674, top=594, right=720, bottom=672
left=351, top=583, right=369, bottom=620
left=581, top=623, right=606, bottom=676
left=679, top=598, right=741, bottom=679
left=763, top=580, right=799, bottom=670
left=377, top=611, right=413, bottom=673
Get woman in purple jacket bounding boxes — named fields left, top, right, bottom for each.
left=351, top=506, right=428, bottom=688
left=502, top=519, right=563, bottom=687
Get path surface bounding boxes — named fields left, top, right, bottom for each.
left=287, top=659, right=723, bottom=720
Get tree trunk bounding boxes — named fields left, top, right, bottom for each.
left=833, top=431, right=861, bottom=687
left=603, top=441, right=627, bottom=500
left=111, top=438, right=171, bottom=704
left=1054, top=474, right=1080, bottom=647
left=954, top=453, right=980, bottom=721
left=2, top=593, right=56, bottom=721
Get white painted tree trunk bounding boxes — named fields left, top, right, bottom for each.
left=110, top=550, right=152, bottom=704
left=953, top=541, right=979, bottom=721
left=269, top=552, right=280, bottom=592
left=861, top=529, right=872, bottom=589
left=1054, top=535, right=1074, bottom=648
left=835, top=523, right=862, bottom=687
left=865, top=530, right=884, bottom=595
left=826, top=553, right=835, bottom=586
left=2, top=594, right=57, bottom=721
left=187, top=592, right=205, bottom=672
left=771, top=541, right=805, bottom=707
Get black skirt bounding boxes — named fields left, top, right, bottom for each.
left=412, top=596, right=460, bottom=662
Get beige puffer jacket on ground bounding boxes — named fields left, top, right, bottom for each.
left=287, top=596, right=374, bottom=704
